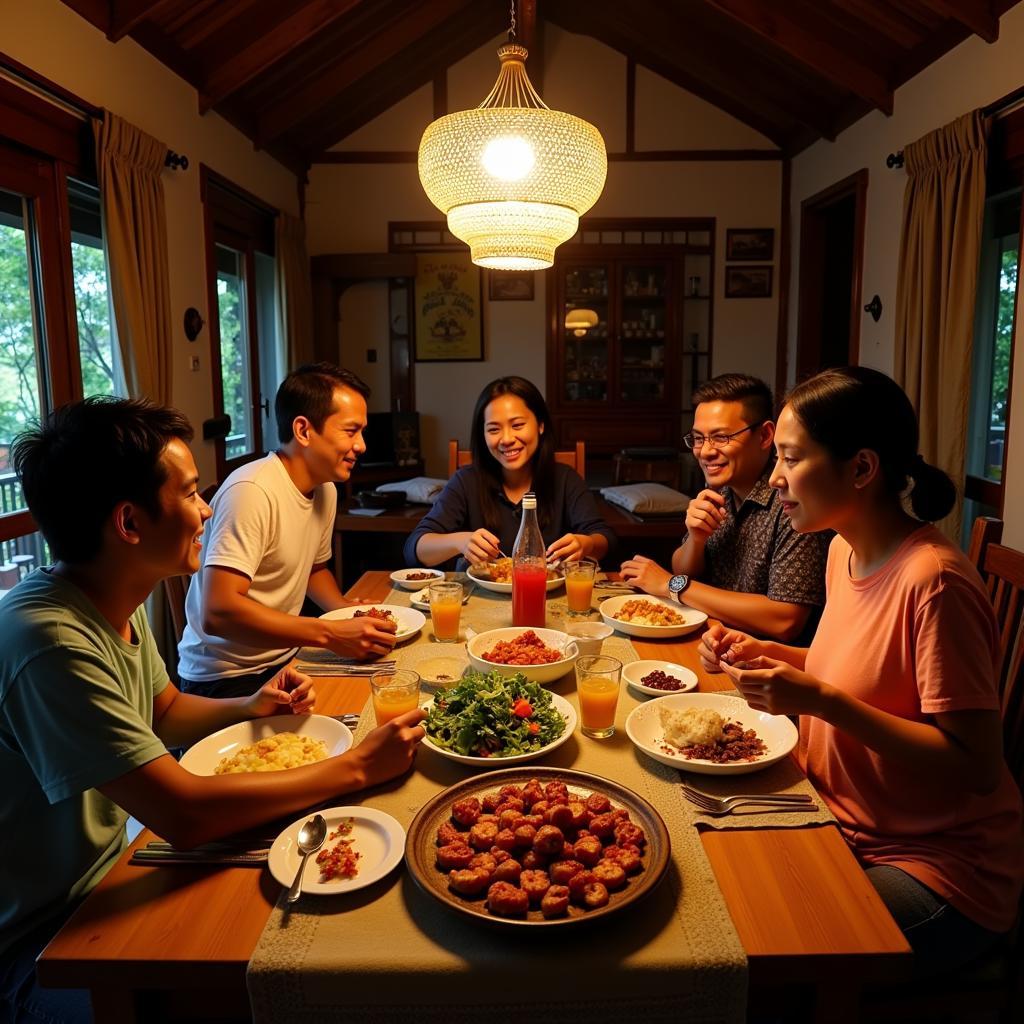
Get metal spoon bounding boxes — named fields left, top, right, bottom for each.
left=286, top=814, right=327, bottom=903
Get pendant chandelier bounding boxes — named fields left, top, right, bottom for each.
left=417, top=3, right=607, bottom=270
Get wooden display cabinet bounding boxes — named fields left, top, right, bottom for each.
left=546, top=219, right=714, bottom=475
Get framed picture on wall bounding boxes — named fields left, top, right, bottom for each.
left=488, top=270, right=535, bottom=301
left=725, top=228, right=775, bottom=261
left=414, top=252, right=484, bottom=361
left=724, top=265, right=773, bottom=299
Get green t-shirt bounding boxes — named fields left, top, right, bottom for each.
left=0, top=569, right=169, bottom=955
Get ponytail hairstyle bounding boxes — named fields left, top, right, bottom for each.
left=785, top=366, right=956, bottom=522
left=468, top=376, right=556, bottom=533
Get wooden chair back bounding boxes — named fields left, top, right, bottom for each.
left=968, top=515, right=1003, bottom=570
left=447, top=440, right=585, bottom=479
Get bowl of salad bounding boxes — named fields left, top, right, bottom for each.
left=421, top=670, right=576, bottom=767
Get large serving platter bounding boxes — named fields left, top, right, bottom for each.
left=180, top=714, right=352, bottom=776
left=625, top=692, right=798, bottom=776
left=404, top=766, right=671, bottom=928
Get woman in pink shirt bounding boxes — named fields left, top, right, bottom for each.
left=700, top=366, right=1023, bottom=974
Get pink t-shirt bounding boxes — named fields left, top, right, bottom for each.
left=800, top=526, right=1023, bottom=933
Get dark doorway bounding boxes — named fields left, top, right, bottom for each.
left=796, top=170, right=868, bottom=381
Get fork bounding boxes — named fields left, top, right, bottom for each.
left=681, top=782, right=816, bottom=813
left=692, top=803, right=819, bottom=818
left=330, top=713, right=360, bottom=728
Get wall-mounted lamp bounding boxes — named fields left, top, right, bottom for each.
left=184, top=307, right=205, bottom=341
left=565, top=308, right=599, bottom=336
left=864, top=295, right=883, bottom=322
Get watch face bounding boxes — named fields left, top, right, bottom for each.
left=669, top=575, right=688, bottom=593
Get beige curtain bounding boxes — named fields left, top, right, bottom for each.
left=276, top=212, right=315, bottom=368
left=93, top=113, right=173, bottom=404
left=894, top=109, right=987, bottom=541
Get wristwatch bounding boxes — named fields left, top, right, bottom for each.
left=667, top=574, right=691, bottom=601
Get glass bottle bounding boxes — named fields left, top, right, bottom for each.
left=512, top=492, right=547, bottom=627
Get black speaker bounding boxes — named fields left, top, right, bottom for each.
left=364, top=412, right=421, bottom=467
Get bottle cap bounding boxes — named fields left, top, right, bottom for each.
left=522, top=492, right=537, bottom=510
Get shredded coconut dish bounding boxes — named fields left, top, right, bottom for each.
left=213, top=732, right=329, bottom=774
left=611, top=599, right=685, bottom=627
left=658, top=706, right=766, bottom=763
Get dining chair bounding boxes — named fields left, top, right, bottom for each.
left=447, top=439, right=585, bottom=479
left=968, top=515, right=1003, bottom=569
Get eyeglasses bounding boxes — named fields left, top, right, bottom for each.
left=683, top=422, right=764, bottom=451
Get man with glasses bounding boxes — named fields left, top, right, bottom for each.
left=620, top=374, right=828, bottom=642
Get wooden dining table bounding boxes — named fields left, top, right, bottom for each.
left=37, top=571, right=911, bottom=1023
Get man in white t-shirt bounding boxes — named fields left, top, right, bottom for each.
left=178, top=363, right=396, bottom=697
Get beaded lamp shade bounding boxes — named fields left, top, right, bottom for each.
left=418, top=43, right=607, bottom=270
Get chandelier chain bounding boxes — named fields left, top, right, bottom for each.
left=508, top=0, right=516, bottom=41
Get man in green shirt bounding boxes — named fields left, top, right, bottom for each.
left=0, top=398, right=426, bottom=1023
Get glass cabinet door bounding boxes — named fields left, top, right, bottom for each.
left=562, top=264, right=609, bottom=402
left=619, top=262, right=669, bottom=403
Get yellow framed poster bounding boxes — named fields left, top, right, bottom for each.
left=414, top=252, right=484, bottom=362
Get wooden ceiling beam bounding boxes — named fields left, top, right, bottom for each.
left=550, top=0, right=819, bottom=149
left=198, top=0, right=364, bottom=113
left=107, top=0, right=178, bottom=42
left=256, top=0, right=478, bottom=148
left=702, top=0, right=894, bottom=115
left=916, top=0, right=999, bottom=43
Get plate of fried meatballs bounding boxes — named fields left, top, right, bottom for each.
left=405, top=766, right=670, bottom=926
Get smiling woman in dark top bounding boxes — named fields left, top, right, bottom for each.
left=404, top=377, right=613, bottom=570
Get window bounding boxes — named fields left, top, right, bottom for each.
left=202, top=169, right=281, bottom=480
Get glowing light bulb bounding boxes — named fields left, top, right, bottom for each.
left=481, top=136, right=535, bottom=181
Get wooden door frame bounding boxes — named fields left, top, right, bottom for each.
left=796, top=169, right=868, bottom=380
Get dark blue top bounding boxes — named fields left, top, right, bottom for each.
left=403, top=463, right=616, bottom=570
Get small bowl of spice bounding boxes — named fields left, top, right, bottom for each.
left=622, top=660, right=698, bottom=697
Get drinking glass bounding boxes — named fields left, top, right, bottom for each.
left=428, top=580, right=463, bottom=643
left=575, top=655, right=622, bottom=739
left=564, top=558, right=597, bottom=614
left=370, top=669, right=421, bottom=726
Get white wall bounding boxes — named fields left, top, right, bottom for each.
left=307, top=24, right=782, bottom=476
left=2, top=0, right=300, bottom=484
left=789, top=3, right=1024, bottom=548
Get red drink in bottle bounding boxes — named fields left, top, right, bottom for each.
left=511, top=492, right=547, bottom=628
left=512, top=564, right=547, bottom=627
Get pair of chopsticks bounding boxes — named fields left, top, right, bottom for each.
left=296, top=658, right=396, bottom=676
left=130, top=837, right=274, bottom=867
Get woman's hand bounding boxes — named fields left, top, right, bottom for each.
left=463, top=528, right=502, bottom=564
left=697, top=624, right=765, bottom=673
left=247, top=665, right=315, bottom=717
left=720, top=656, right=828, bottom=716
left=619, top=554, right=671, bottom=597
left=546, top=533, right=585, bottom=563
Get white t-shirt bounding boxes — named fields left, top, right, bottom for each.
left=177, top=453, right=336, bottom=681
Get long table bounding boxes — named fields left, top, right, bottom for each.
left=37, top=572, right=910, bottom=1022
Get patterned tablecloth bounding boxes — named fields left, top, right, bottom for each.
left=247, top=584, right=833, bottom=1024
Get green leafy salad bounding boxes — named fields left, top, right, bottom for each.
left=424, top=670, right=567, bottom=758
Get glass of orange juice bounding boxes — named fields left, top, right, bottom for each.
left=428, top=580, right=463, bottom=643
left=575, top=655, right=622, bottom=739
left=370, top=669, right=421, bottom=726
left=564, top=558, right=597, bottom=614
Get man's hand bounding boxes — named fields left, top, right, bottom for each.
left=619, top=554, right=672, bottom=597
left=697, top=624, right=765, bottom=674
left=546, top=533, right=584, bottom=563
left=247, top=665, right=316, bottom=717
left=351, top=708, right=427, bottom=786
left=720, top=657, right=828, bottom=717
left=463, top=528, right=502, bottom=565
left=685, top=489, right=728, bottom=543
left=323, top=616, right=397, bottom=660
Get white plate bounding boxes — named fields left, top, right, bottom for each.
left=466, top=626, right=578, bottom=684
left=390, top=568, right=445, bottom=591
left=625, top=692, right=798, bottom=775
left=416, top=653, right=471, bottom=686
left=319, top=604, right=425, bottom=643
left=599, top=594, right=708, bottom=638
left=180, top=714, right=352, bottom=776
left=268, top=806, right=405, bottom=896
left=622, top=660, right=698, bottom=697
left=466, top=565, right=565, bottom=594
left=409, top=587, right=470, bottom=612
left=422, top=691, right=577, bottom=766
